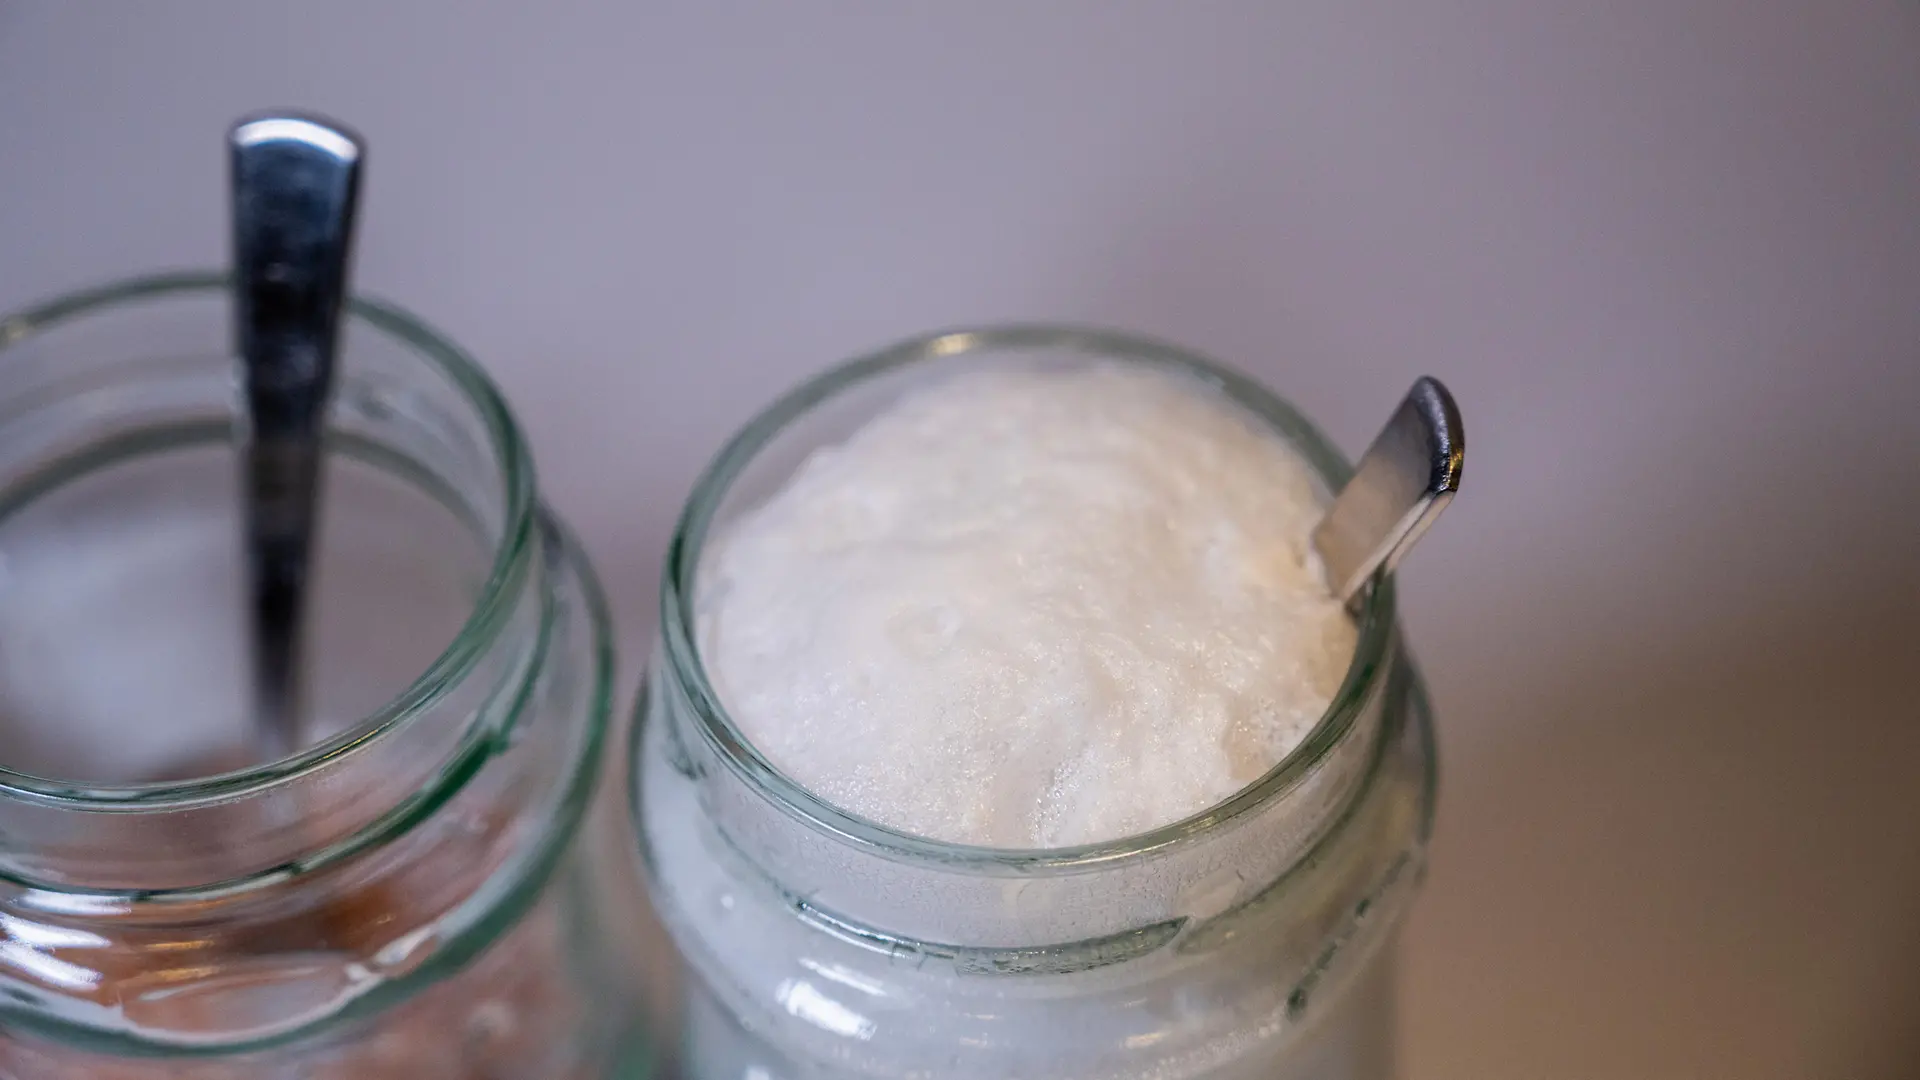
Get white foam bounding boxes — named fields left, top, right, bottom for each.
left=696, top=364, right=1356, bottom=848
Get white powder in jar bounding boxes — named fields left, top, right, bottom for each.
left=695, top=363, right=1357, bottom=848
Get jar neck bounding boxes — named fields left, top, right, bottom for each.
left=654, top=614, right=1398, bottom=953
left=0, top=273, right=543, bottom=898
left=0, top=540, right=548, bottom=898
left=652, top=323, right=1405, bottom=950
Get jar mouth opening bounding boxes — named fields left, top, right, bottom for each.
left=0, top=271, right=538, bottom=811
left=662, top=323, right=1397, bottom=872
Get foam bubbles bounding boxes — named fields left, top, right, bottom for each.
left=696, top=364, right=1356, bottom=848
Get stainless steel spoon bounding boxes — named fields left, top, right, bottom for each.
left=1312, top=376, right=1464, bottom=606
left=229, top=113, right=364, bottom=760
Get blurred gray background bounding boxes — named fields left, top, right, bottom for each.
left=2, top=3, right=1917, bottom=1078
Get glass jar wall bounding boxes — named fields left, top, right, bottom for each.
left=0, top=274, right=656, bottom=1078
left=633, top=327, right=1438, bottom=1080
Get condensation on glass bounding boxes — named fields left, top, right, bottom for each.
left=0, top=275, right=657, bottom=1078
left=633, top=326, right=1438, bottom=1080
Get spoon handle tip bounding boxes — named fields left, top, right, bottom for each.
left=1313, top=375, right=1465, bottom=606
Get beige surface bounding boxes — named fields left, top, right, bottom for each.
left=1405, top=584, right=1920, bottom=1079
left=2, top=4, right=1917, bottom=1077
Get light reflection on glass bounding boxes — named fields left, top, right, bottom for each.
left=0, top=913, right=109, bottom=950
left=0, top=940, right=101, bottom=991
left=928, top=333, right=977, bottom=357
left=1124, top=1029, right=1170, bottom=1049
left=797, top=956, right=886, bottom=997
left=774, top=978, right=876, bottom=1041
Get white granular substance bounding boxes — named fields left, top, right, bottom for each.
left=696, top=364, right=1357, bottom=848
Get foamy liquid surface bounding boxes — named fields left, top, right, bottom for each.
left=697, top=364, right=1356, bottom=847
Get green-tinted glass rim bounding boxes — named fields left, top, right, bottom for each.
left=661, top=323, right=1397, bottom=872
left=0, top=513, right=618, bottom=1057
left=0, top=271, right=538, bottom=811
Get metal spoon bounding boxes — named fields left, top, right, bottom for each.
left=1312, top=376, right=1464, bottom=606
left=229, top=112, right=364, bottom=760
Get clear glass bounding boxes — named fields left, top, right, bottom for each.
left=0, top=274, right=658, bottom=1078
left=634, top=326, right=1438, bottom=1080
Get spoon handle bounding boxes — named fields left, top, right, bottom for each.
left=1312, top=376, right=1464, bottom=606
left=230, top=113, right=364, bottom=758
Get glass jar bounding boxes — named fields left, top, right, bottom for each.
left=0, top=274, right=658, bottom=1078
left=634, top=326, right=1438, bottom=1080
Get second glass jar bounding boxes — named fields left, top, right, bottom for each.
left=0, top=274, right=658, bottom=1078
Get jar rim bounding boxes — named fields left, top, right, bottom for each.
left=661, top=323, right=1398, bottom=872
left=0, top=271, right=539, bottom=811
